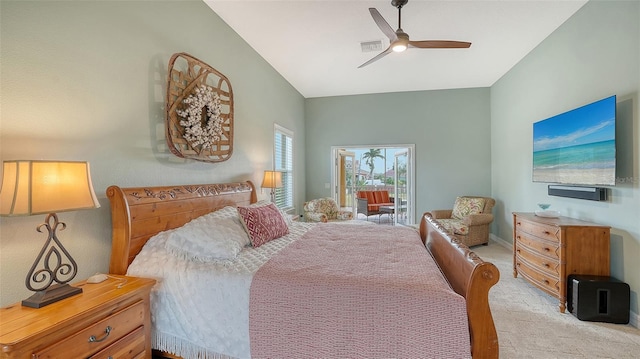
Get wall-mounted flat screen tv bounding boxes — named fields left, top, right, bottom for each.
left=533, top=95, right=616, bottom=186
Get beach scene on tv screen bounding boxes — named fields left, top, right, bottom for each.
left=533, top=96, right=616, bottom=186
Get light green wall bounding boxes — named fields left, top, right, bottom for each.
left=491, top=0, right=640, bottom=315
left=2, top=0, right=637, bottom=322
left=0, top=0, right=305, bottom=306
left=304, top=88, right=492, bottom=221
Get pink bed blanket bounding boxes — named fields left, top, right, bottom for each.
left=249, top=223, right=471, bottom=358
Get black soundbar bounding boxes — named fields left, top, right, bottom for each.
left=548, top=185, right=607, bottom=201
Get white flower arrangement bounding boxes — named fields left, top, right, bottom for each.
left=176, top=85, right=224, bottom=149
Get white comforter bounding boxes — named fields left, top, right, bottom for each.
left=127, top=220, right=316, bottom=359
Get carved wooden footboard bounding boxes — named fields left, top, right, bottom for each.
left=420, top=212, right=500, bottom=358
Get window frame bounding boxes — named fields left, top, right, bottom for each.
left=273, top=124, right=294, bottom=211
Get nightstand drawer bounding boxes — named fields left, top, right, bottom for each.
left=515, top=257, right=560, bottom=296
left=88, top=326, right=146, bottom=359
left=33, top=301, right=145, bottom=359
left=515, top=218, right=559, bottom=242
left=515, top=231, right=560, bottom=260
left=515, top=243, right=559, bottom=276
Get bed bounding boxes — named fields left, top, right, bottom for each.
left=107, top=180, right=499, bottom=359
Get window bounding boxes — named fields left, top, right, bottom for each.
left=274, top=124, right=294, bottom=210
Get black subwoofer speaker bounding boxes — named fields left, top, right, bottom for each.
left=568, top=275, right=630, bottom=324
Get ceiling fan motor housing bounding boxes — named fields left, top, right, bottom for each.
left=392, top=0, right=409, bottom=8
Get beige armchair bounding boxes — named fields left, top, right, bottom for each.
left=303, top=197, right=354, bottom=223
left=426, top=196, right=495, bottom=247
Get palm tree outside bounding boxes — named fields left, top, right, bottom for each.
left=362, top=148, right=385, bottom=180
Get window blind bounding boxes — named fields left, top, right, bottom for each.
left=274, top=125, right=293, bottom=210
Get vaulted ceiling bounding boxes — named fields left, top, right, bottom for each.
left=205, top=1, right=587, bottom=98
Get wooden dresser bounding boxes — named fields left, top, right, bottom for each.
left=0, top=276, right=155, bottom=359
left=512, top=212, right=610, bottom=313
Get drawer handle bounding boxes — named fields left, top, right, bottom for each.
left=543, top=247, right=550, bottom=252
left=543, top=263, right=550, bottom=268
left=543, top=231, right=551, bottom=235
left=88, top=326, right=112, bottom=343
left=543, top=279, right=550, bottom=285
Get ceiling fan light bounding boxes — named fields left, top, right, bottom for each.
left=392, top=32, right=409, bottom=52
left=392, top=43, right=407, bottom=52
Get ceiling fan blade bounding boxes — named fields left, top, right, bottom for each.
left=358, top=46, right=393, bottom=68
left=369, top=8, right=397, bottom=42
left=408, top=40, right=471, bottom=49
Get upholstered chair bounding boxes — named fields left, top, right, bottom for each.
left=426, top=196, right=495, bottom=247
left=303, top=197, right=354, bottom=223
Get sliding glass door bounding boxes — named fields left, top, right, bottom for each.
left=393, top=149, right=412, bottom=226
left=331, top=145, right=415, bottom=225
left=335, top=150, right=356, bottom=214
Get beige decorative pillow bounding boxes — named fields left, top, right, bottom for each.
left=452, top=197, right=485, bottom=220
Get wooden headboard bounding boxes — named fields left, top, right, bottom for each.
left=106, top=181, right=257, bottom=275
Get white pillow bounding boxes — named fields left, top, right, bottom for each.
left=165, top=214, right=250, bottom=262
left=206, top=205, right=242, bottom=219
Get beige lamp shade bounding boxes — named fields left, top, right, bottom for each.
left=0, top=160, right=100, bottom=216
left=261, top=170, right=283, bottom=189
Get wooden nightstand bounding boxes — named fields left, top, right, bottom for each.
left=0, top=276, right=155, bottom=359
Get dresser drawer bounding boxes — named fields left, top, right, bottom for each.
left=33, top=300, right=145, bottom=359
left=515, top=218, right=559, bottom=242
left=515, top=230, right=560, bottom=260
left=89, top=326, right=146, bottom=359
left=515, top=244, right=559, bottom=276
left=515, top=257, right=560, bottom=296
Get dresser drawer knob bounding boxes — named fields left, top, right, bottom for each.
left=88, top=326, right=112, bottom=343
left=543, top=247, right=550, bottom=252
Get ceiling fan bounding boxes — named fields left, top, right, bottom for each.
left=358, top=0, right=471, bottom=68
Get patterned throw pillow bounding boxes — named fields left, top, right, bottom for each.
left=237, top=202, right=289, bottom=247
left=452, top=197, right=486, bottom=220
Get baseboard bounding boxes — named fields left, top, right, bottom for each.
left=488, top=234, right=640, bottom=329
left=629, top=310, right=639, bottom=328
left=489, top=233, right=511, bottom=250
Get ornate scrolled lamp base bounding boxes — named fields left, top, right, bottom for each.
left=21, top=213, right=83, bottom=308
left=22, top=283, right=82, bottom=308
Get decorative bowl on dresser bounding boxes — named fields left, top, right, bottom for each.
left=0, top=276, right=155, bottom=359
left=512, top=212, right=610, bottom=313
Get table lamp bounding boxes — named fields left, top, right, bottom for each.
left=0, top=160, right=100, bottom=308
left=261, top=170, right=282, bottom=203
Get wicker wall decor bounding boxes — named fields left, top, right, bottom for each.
left=166, top=53, right=233, bottom=162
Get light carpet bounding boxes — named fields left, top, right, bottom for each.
left=473, top=242, right=640, bottom=358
